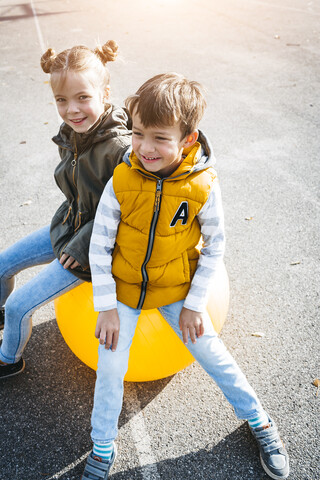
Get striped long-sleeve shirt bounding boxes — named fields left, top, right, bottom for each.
left=89, top=176, right=225, bottom=313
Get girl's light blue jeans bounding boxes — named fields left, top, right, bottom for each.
left=91, top=300, right=264, bottom=444
left=0, top=225, right=82, bottom=363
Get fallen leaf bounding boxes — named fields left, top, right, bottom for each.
left=245, top=216, right=253, bottom=221
left=44, top=122, right=48, bottom=125
left=313, top=379, right=319, bottom=397
left=286, top=43, right=300, bottom=47
left=274, top=35, right=280, bottom=39
left=20, top=141, right=26, bottom=144
left=20, top=200, right=32, bottom=207
left=43, top=81, right=49, bottom=84
left=290, top=261, right=301, bottom=266
left=251, top=332, right=265, bottom=337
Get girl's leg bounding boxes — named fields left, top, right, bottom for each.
left=0, top=225, right=55, bottom=306
left=0, top=258, right=82, bottom=364
left=91, top=301, right=140, bottom=444
left=159, top=301, right=264, bottom=420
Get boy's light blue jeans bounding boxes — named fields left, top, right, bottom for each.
left=0, top=225, right=82, bottom=363
left=91, top=300, right=264, bottom=444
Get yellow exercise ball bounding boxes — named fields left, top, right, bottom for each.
left=54, top=262, right=229, bottom=382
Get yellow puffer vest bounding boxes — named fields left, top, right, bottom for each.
left=112, top=142, right=217, bottom=309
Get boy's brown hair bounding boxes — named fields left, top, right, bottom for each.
left=125, top=73, right=206, bottom=138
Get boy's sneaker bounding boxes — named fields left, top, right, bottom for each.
left=250, top=417, right=289, bottom=479
left=0, top=358, right=25, bottom=379
left=81, top=444, right=117, bottom=480
left=0, top=308, right=4, bottom=329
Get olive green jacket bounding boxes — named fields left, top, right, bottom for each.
left=50, top=104, right=131, bottom=281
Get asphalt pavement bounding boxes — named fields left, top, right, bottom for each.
left=0, top=1, right=319, bottom=479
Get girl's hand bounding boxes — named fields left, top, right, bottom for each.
left=179, top=307, right=204, bottom=345
left=60, top=253, right=80, bottom=269
left=95, top=309, right=120, bottom=352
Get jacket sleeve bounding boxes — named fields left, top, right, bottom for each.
left=183, top=179, right=225, bottom=312
left=62, top=220, right=94, bottom=270
left=89, top=177, right=121, bottom=312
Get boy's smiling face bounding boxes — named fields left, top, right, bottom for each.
left=132, top=111, right=197, bottom=178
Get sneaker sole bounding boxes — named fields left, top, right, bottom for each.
left=260, top=453, right=289, bottom=479
left=0, top=359, right=25, bottom=379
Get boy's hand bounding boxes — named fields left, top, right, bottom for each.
left=95, top=309, right=120, bottom=351
left=179, top=307, right=204, bottom=345
left=60, top=253, right=80, bottom=269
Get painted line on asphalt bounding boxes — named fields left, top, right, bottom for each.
left=45, top=384, right=160, bottom=480
left=126, top=384, right=161, bottom=479
left=29, top=4, right=158, bottom=478
left=29, top=1, right=61, bottom=123
left=30, top=0, right=45, bottom=53
left=45, top=450, right=91, bottom=480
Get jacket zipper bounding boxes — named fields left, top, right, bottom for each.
left=71, top=141, right=81, bottom=230
left=59, top=143, right=80, bottom=257
left=71, top=139, right=78, bottom=184
left=137, top=179, right=163, bottom=309
left=58, top=142, right=79, bottom=230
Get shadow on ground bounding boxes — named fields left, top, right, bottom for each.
left=0, top=2, right=73, bottom=22
left=111, top=425, right=270, bottom=480
left=0, top=317, right=271, bottom=480
left=0, top=319, right=172, bottom=480
left=0, top=319, right=271, bottom=480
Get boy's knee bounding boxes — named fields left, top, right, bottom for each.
left=97, top=348, right=129, bottom=377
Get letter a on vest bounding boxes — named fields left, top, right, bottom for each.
left=170, top=201, right=189, bottom=227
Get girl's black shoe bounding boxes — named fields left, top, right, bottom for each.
left=0, top=358, right=25, bottom=379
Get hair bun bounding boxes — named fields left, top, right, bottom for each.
left=40, top=48, right=56, bottom=73
left=94, top=40, right=118, bottom=65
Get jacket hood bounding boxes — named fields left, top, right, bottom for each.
left=123, top=129, right=215, bottom=177
left=52, top=104, right=132, bottom=152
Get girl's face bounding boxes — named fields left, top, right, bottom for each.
left=52, top=70, right=106, bottom=133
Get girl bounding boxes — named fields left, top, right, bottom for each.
left=0, top=41, right=131, bottom=379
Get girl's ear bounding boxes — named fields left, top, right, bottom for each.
left=103, top=85, right=111, bottom=102
left=183, top=130, right=198, bottom=147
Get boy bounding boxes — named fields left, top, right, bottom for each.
left=84, top=73, right=289, bottom=480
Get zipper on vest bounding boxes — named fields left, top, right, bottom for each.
left=137, top=179, right=163, bottom=309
